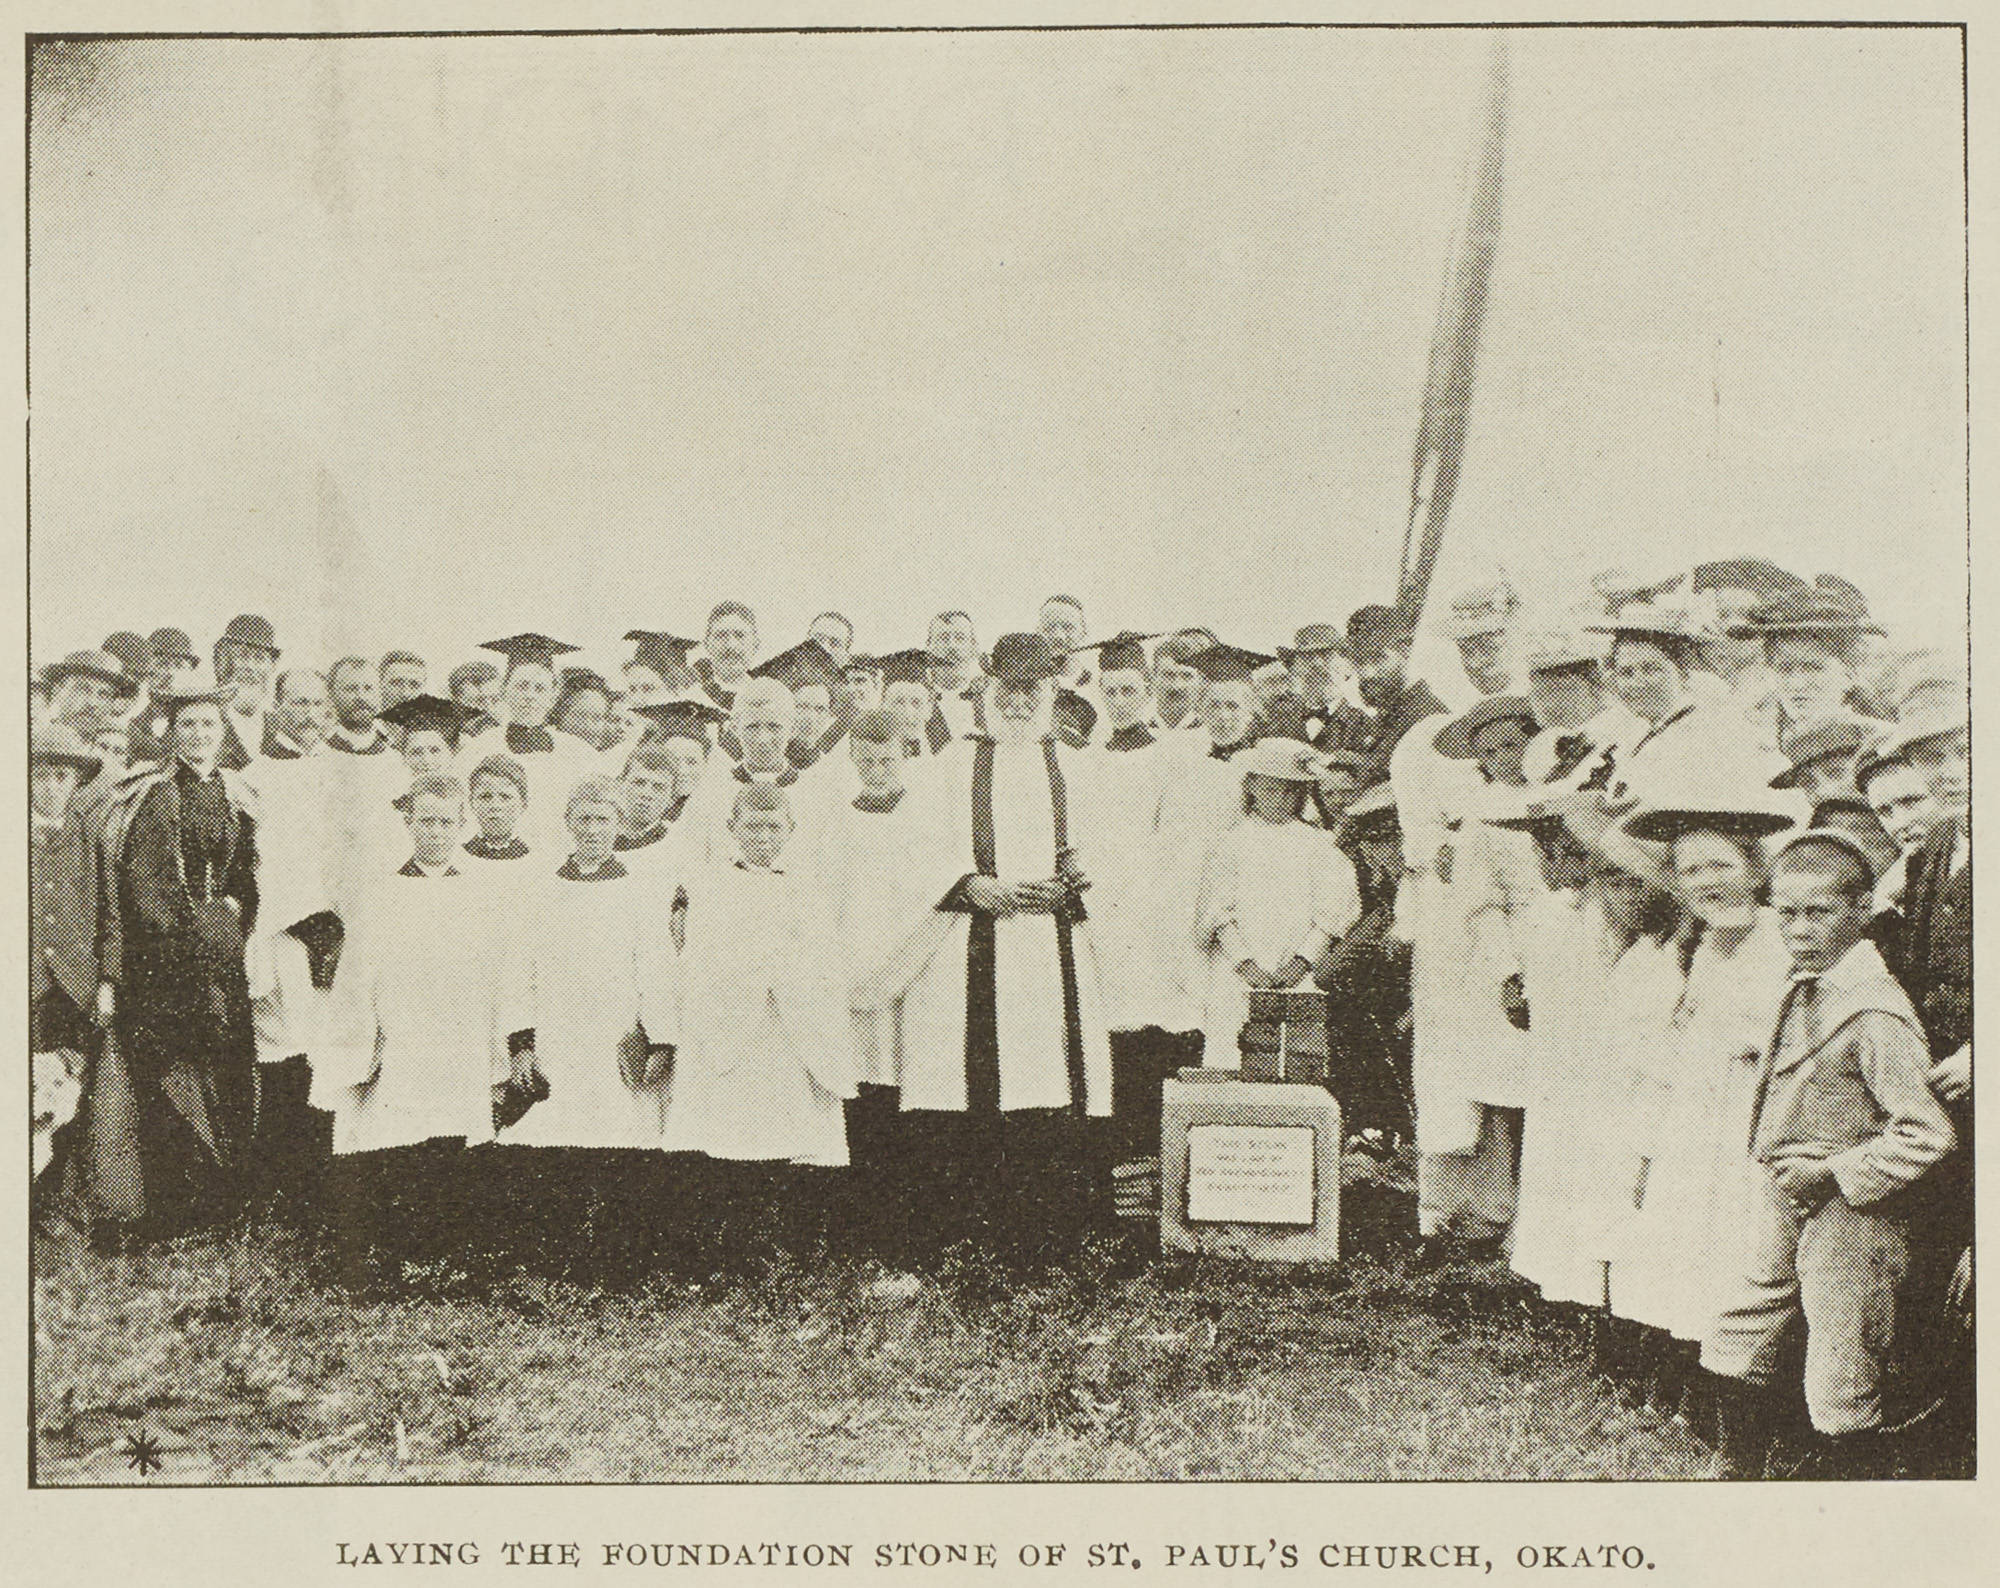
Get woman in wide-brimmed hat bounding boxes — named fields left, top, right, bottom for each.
left=1193, top=739, right=1361, bottom=1075
left=1609, top=791, right=1798, bottom=1353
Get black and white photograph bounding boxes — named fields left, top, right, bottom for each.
left=23, top=12, right=1973, bottom=1516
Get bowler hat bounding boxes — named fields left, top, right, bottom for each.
left=1344, top=605, right=1415, bottom=659
left=147, top=627, right=198, bottom=665
left=985, top=633, right=1063, bottom=686
left=220, top=613, right=280, bottom=656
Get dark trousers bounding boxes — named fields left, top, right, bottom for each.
left=248, top=1055, right=332, bottom=1224
left=836, top=1084, right=904, bottom=1259
left=892, top=1108, right=1111, bottom=1269
left=1108, top=1028, right=1203, bottom=1161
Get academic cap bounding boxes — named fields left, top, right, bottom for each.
left=378, top=692, right=481, bottom=746
left=633, top=699, right=728, bottom=745
left=1186, top=642, right=1277, bottom=685
left=624, top=631, right=700, bottom=676
left=1075, top=631, right=1161, bottom=675
left=480, top=633, right=581, bottom=671
left=750, top=638, right=841, bottom=693
left=875, top=648, right=937, bottom=688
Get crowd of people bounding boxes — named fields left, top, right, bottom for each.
left=30, top=560, right=1970, bottom=1478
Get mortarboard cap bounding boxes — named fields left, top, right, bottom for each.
left=481, top=633, right=581, bottom=672
left=1075, top=630, right=1159, bottom=674
left=624, top=630, right=700, bottom=678
left=633, top=699, right=728, bottom=745
left=876, top=648, right=936, bottom=688
left=146, top=627, right=198, bottom=665
left=377, top=692, right=480, bottom=747
left=1186, top=642, right=1277, bottom=685
left=750, top=638, right=840, bottom=693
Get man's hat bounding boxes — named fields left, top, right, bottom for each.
left=101, top=632, right=151, bottom=679
left=1276, top=624, right=1349, bottom=663
left=378, top=692, right=480, bottom=748
left=624, top=630, right=700, bottom=677
left=1769, top=826, right=1882, bottom=891
left=32, top=722, right=103, bottom=776
left=1441, top=580, right=1520, bottom=641
left=1769, top=714, right=1875, bottom=789
left=1232, top=737, right=1331, bottom=785
left=41, top=649, right=141, bottom=698
left=633, top=699, right=728, bottom=746
left=1075, top=631, right=1160, bottom=674
left=146, top=626, right=198, bottom=666
left=875, top=648, right=937, bottom=689
left=750, top=638, right=841, bottom=694
left=1186, top=641, right=1277, bottom=685
left=1689, top=558, right=1809, bottom=602
left=1433, top=695, right=1538, bottom=760
left=985, top=633, right=1065, bottom=686
left=220, top=613, right=280, bottom=656
left=481, top=633, right=581, bottom=671
left=1344, top=604, right=1416, bottom=660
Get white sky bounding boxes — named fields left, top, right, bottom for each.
left=29, top=27, right=1965, bottom=685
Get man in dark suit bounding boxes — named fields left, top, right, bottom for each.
left=1879, top=706, right=1970, bottom=1455
left=1345, top=605, right=1447, bottom=787
left=262, top=669, right=331, bottom=760
left=1264, top=624, right=1371, bottom=753
left=212, top=613, right=281, bottom=771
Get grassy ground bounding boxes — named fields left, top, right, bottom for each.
left=33, top=1166, right=1727, bottom=1485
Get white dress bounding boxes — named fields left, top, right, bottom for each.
left=1509, top=892, right=1632, bottom=1305
left=313, top=864, right=518, bottom=1156
left=1613, top=912, right=1792, bottom=1338
left=659, top=860, right=854, bottom=1165
left=499, top=858, right=676, bottom=1149
left=1194, top=817, right=1361, bottom=1068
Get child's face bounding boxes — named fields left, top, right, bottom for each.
left=32, top=762, right=81, bottom=822
left=401, top=729, right=452, bottom=776
left=1771, top=864, right=1870, bottom=976
left=850, top=735, right=905, bottom=795
left=1099, top=669, right=1150, bottom=730
left=1470, top=718, right=1532, bottom=787
left=736, top=704, right=791, bottom=770
left=405, top=793, right=464, bottom=866
left=470, top=776, right=523, bottom=840
left=568, top=799, right=620, bottom=865
left=1245, top=773, right=1303, bottom=823
left=731, top=807, right=793, bottom=868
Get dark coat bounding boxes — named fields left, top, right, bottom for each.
left=1355, top=679, right=1448, bottom=786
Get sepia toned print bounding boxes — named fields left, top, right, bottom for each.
left=27, top=23, right=1967, bottom=1491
